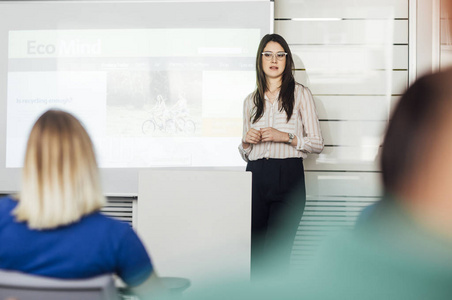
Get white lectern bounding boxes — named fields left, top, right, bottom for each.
left=137, top=170, right=252, bottom=291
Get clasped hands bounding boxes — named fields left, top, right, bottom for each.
left=245, top=127, right=287, bottom=144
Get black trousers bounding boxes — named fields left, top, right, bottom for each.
left=246, top=158, right=306, bottom=277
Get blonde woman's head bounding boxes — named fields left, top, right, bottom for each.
left=14, top=109, right=105, bottom=229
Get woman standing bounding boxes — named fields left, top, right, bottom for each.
left=239, top=34, right=323, bottom=276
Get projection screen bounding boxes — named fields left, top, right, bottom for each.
left=0, top=0, right=273, bottom=194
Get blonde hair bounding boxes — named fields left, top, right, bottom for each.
left=14, top=110, right=105, bottom=229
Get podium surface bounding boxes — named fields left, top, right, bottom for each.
left=137, top=170, right=251, bottom=290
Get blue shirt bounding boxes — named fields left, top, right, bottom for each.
left=0, top=196, right=152, bottom=286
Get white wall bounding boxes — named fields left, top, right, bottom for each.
left=417, top=0, right=441, bottom=75
left=441, top=0, right=452, bottom=69
left=274, top=0, right=410, bottom=266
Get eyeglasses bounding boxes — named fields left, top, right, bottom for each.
left=262, top=51, right=288, bottom=61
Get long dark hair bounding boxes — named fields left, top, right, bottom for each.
left=252, top=34, right=295, bottom=123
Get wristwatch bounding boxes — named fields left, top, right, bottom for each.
left=286, top=133, right=294, bottom=145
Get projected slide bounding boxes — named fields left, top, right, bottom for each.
left=0, top=0, right=271, bottom=193
left=6, top=28, right=258, bottom=167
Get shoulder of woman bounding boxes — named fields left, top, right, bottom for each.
left=292, top=82, right=302, bottom=97
left=243, top=91, right=257, bottom=107
left=294, top=82, right=308, bottom=92
left=83, top=211, right=131, bottom=232
left=0, top=196, right=17, bottom=212
left=294, top=82, right=314, bottom=97
left=246, top=91, right=256, bottom=100
left=295, top=81, right=304, bottom=88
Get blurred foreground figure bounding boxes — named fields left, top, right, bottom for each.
left=304, top=5, right=452, bottom=299
left=291, top=69, right=452, bottom=299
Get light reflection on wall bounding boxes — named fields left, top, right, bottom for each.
left=291, top=14, right=399, bottom=173
left=276, top=0, right=409, bottom=267
left=441, top=0, right=452, bottom=69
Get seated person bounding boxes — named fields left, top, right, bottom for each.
left=0, top=109, right=159, bottom=297
left=289, top=68, right=452, bottom=299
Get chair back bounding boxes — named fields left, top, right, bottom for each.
left=0, top=270, right=119, bottom=300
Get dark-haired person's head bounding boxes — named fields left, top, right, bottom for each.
left=255, top=33, right=294, bottom=85
left=253, top=34, right=296, bottom=123
left=381, top=70, right=452, bottom=237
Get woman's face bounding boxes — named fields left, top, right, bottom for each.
left=262, top=41, right=286, bottom=81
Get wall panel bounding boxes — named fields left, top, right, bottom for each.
left=275, top=20, right=408, bottom=45
left=320, top=120, right=386, bottom=146
left=305, top=172, right=382, bottom=197
left=295, top=70, right=408, bottom=95
left=275, top=0, right=408, bottom=19
left=274, top=0, right=409, bottom=268
left=291, top=45, right=408, bottom=70
left=314, top=95, right=397, bottom=121
left=304, top=146, right=381, bottom=171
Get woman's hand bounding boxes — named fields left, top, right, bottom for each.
left=260, top=127, right=287, bottom=143
left=245, top=128, right=262, bottom=144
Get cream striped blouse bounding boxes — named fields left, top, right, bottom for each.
left=238, top=83, right=324, bottom=161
